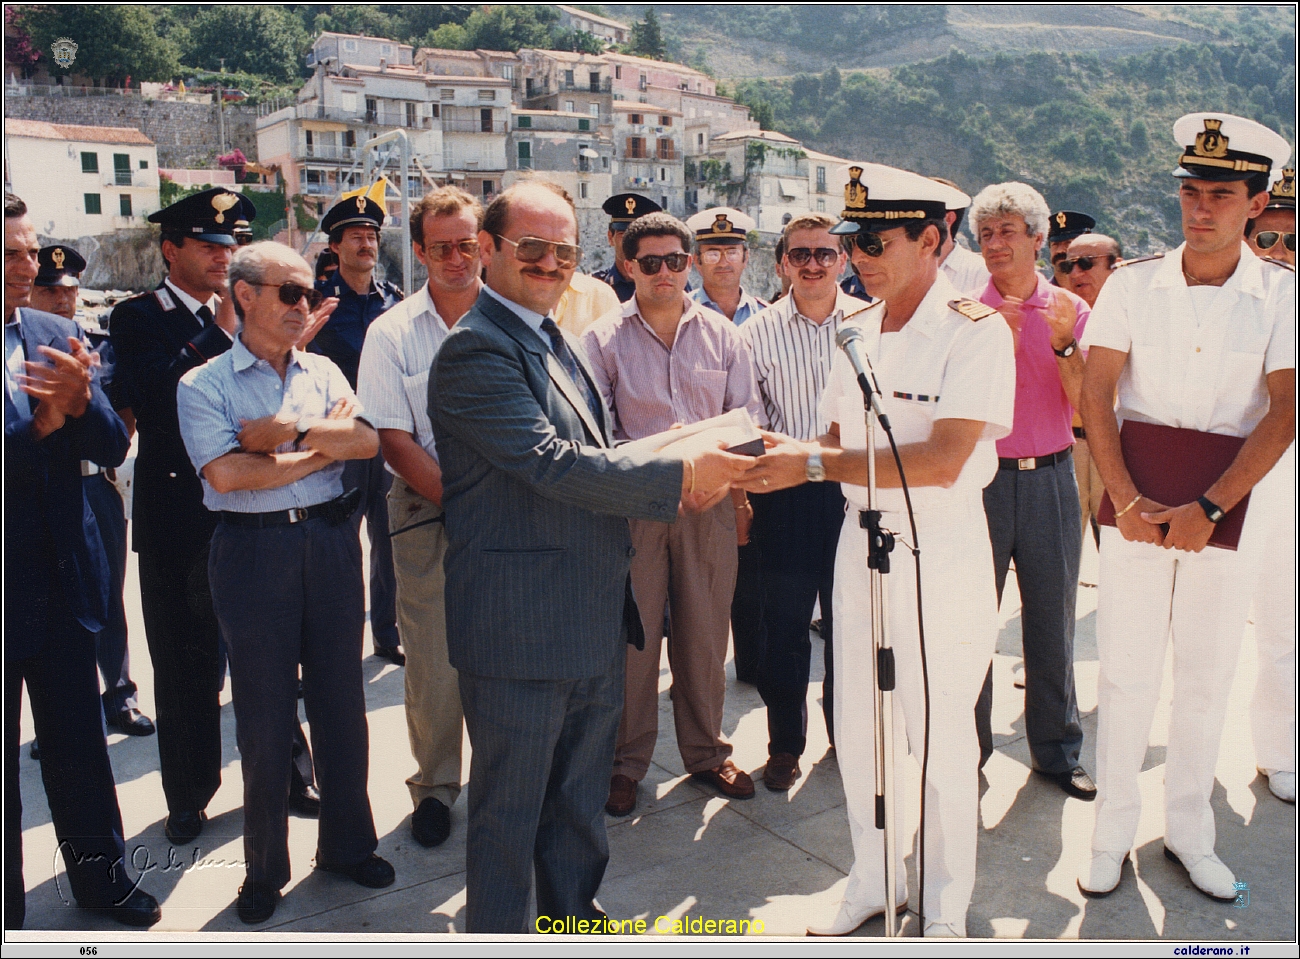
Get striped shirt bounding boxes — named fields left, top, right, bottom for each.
left=356, top=283, right=458, bottom=466
left=579, top=294, right=763, bottom=443
left=739, top=287, right=869, bottom=441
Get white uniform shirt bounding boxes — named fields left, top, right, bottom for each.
left=356, top=283, right=457, bottom=466
left=939, top=242, right=992, bottom=298
left=819, top=273, right=1016, bottom=514
left=1081, top=242, right=1295, bottom=439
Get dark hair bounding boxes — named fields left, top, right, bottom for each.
left=1245, top=171, right=1271, bottom=198
left=411, top=186, right=483, bottom=246
left=781, top=213, right=836, bottom=246
left=901, top=218, right=947, bottom=258
left=774, top=236, right=786, bottom=261
left=621, top=211, right=692, bottom=261
left=4, top=193, right=27, bottom=219
left=482, top=180, right=575, bottom=250
left=160, top=232, right=186, bottom=269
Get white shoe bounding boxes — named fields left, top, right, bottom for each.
left=1164, top=846, right=1238, bottom=901
left=1261, top=768, right=1296, bottom=804
left=1077, top=849, right=1129, bottom=897
left=806, top=899, right=906, bottom=936
left=923, top=920, right=964, bottom=938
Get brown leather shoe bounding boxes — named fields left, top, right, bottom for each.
left=605, top=774, right=638, bottom=816
left=764, top=753, right=801, bottom=791
left=692, top=759, right=755, bottom=799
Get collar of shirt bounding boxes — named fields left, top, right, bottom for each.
left=692, top=286, right=763, bottom=322
left=890, top=273, right=961, bottom=340
left=483, top=285, right=554, bottom=351
left=979, top=272, right=1055, bottom=312
left=625, top=292, right=703, bottom=345
left=783, top=286, right=864, bottom=327
left=164, top=278, right=217, bottom=317
left=232, top=332, right=307, bottom=374
left=1148, top=241, right=1268, bottom=299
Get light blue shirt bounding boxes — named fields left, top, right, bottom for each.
left=691, top=286, right=767, bottom=327
left=177, top=335, right=361, bottom=513
left=484, top=285, right=555, bottom=352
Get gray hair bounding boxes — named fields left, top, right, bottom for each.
left=969, top=182, right=1051, bottom=240
left=228, top=241, right=307, bottom=321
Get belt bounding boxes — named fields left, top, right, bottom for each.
left=220, top=488, right=360, bottom=528
left=1073, top=426, right=1086, bottom=439
left=998, top=446, right=1074, bottom=471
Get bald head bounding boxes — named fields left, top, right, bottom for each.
left=1060, top=233, right=1120, bottom=306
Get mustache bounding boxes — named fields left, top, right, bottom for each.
left=522, top=266, right=565, bottom=280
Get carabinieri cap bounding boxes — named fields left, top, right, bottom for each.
left=830, top=162, right=970, bottom=235
left=1172, top=113, right=1292, bottom=182
left=148, top=186, right=246, bottom=246
left=35, top=244, right=86, bottom=287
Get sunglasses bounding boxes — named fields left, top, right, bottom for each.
left=1252, top=231, right=1297, bottom=253
left=840, top=233, right=900, bottom=258
left=698, top=246, right=745, bottom=265
left=1055, top=255, right=1113, bottom=275
left=785, top=247, right=840, bottom=267
left=635, top=252, right=690, bottom=275
left=251, top=282, right=324, bottom=310
left=423, top=238, right=480, bottom=261
left=494, top=234, right=583, bottom=269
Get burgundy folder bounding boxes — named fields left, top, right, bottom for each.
left=1097, top=420, right=1251, bottom=550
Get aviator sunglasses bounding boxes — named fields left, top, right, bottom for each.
left=839, top=234, right=900, bottom=258
left=251, top=282, right=324, bottom=310
left=494, top=234, right=583, bottom=269
left=785, top=246, right=841, bottom=267
left=423, top=238, right=480, bottom=261
left=635, top=252, right=691, bottom=275
left=1252, top=231, right=1297, bottom=253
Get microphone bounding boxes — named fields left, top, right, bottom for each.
left=835, top=326, right=874, bottom=398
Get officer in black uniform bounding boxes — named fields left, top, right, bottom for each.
left=312, top=194, right=405, bottom=664
left=1047, top=210, right=1096, bottom=282
left=593, top=193, right=662, bottom=302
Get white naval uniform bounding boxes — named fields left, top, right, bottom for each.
left=939, top=242, right=992, bottom=298
left=1080, top=243, right=1295, bottom=860
left=819, top=273, right=1015, bottom=930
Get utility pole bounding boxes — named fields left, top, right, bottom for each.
left=217, top=58, right=227, bottom=155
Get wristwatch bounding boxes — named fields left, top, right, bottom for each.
left=1053, top=339, right=1078, bottom=358
left=805, top=451, right=825, bottom=483
left=1197, top=495, right=1225, bottom=523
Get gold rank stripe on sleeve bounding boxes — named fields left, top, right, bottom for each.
left=1114, top=252, right=1166, bottom=269
left=948, top=298, right=999, bottom=322
left=1263, top=257, right=1296, bottom=272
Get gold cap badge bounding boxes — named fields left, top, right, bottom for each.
left=625, top=197, right=637, bottom=215
left=1056, top=212, right=1067, bottom=229
left=51, top=248, right=65, bottom=269
left=356, top=196, right=367, bottom=214
left=211, top=192, right=239, bottom=224
left=1193, top=118, right=1229, bottom=159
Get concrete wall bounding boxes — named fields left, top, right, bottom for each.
left=5, top=96, right=257, bottom=169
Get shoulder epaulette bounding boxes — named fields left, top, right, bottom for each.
left=153, top=286, right=177, bottom=311
left=948, top=298, right=999, bottom=322
left=1114, top=253, right=1165, bottom=269
left=842, top=300, right=885, bottom=325
left=1263, top=256, right=1296, bottom=272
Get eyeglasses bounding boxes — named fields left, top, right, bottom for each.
left=698, top=246, right=745, bottom=265
left=1055, top=255, right=1113, bottom=275
left=634, top=252, right=690, bottom=275
left=785, top=247, right=840, bottom=267
left=494, top=234, right=583, bottom=268
left=423, top=238, right=480, bottom=261
left=977, top=225, right=1031, bottom=244
left=840, top=234, right=901, bottom=258
left=1252, top=231, right=1297, bottom=253
left=251, top=282, right=324, bottom=310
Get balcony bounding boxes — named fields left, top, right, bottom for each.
left=102, top=172, right=155, bottom=189
left=299, top=143, right=357, bottom=161
left=442, top=118, right=508, bottom=134
left=657, top=148, right=677, bottom=161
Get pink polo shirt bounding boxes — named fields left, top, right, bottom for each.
left=979, top=274, right=1089, bottom=459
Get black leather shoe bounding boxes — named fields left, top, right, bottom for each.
left=82, top=886, right=162, bottom=928
left=411, top=797, right=451, bottom=848
left=373, top=646, right=406, bottom=667
left=238, top=880, right=281, bottom=924
left=315, top=853, right=395, bottom=889
left=108, top=707, right=156, bottom=737
left=289, top=784, right=321, bottom=818
left=1038, top=766, right=1097, bottom=801
left=165, top=810, right=207, bottom=845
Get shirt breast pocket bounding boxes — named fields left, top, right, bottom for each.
left=688, top=368, right=728, bottom=419
left=1228, top=328, right=1270, bottom=355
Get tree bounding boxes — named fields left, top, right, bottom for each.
left=18, top=6, right=180, bottom=84
left=185, top=7, right=308, bottom=83
left=462, top=5, right=558, bottom=52
left=422, top=23, right=470, bottom=51
left=550, top=28, right=606, bottom=55
left=630, top=9, right=666, bottom=60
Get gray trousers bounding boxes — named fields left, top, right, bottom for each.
left=459, top=661, right=623, bottom=933
left=209, top=516, right=378, bottom=889
left=976, top=456, right=1084, bottom=775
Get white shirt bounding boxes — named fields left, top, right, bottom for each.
left=164, top=278, right=218, bottom=322
left=1081, top=242, right=1295, bottom=439
left=819, top=273, right=1016, bottom=514
left=940, top=242, right=991, bottom=298
left=356, top=284, right=457, bottom=465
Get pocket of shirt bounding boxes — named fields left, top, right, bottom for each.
left=1228, top=329, right=1270, bottom=355
left=688, top=369, right=728, bottom=418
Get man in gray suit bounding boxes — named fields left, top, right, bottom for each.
left=430, top=181, right=753, bottom=933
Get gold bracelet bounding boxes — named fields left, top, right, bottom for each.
left=687, top=459, right=696, bottom=496
left=1113, top=493, right=1143, bottom=520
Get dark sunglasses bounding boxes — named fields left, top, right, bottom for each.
left=252, top=282, right=324, bottom=310
left=423, top=238, right=480, bottom=261
left=495, top=234, right=583, bottom=268
left=1055, top=255, right=1113, bottom=275
left=839, top=234, right=901, bottom=258
left=1252, top=231, right=1297, bottom=253
left=635, top=252, right=690, bottom=275
left=785, top=246, right=840, bottom=267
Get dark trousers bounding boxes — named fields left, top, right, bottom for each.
left=84, top=474, right=137, bottom=714
left=976, top=457, right=1084, bottom=774
left=344, top=453, right=398, bottom=651
left=459, top=661, right=623, bottom=933
left=5, top=600, right=131, bottom=929
left=752, top=482, right=844, bottom=757
left=209, top=517, right=377, bottom=889
left=730, top=541, right=764, bottom=684
left=138, top=538, right=223, bottom=814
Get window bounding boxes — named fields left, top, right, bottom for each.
left=113, top=153, right=131, bottom=185
left=138, top=159, right=148, bottom=169
left=119, top=194, right=132, bottom=216
left=84, top=193, right=102, bottom=215
left=406, top=102, right=417, bottom=127
left=578, top=118, right=590, bottom=132
left=482, top=180, right=493, bottom=197
left=602, top=156, right=610, bottom=170
left=615, top=65, right=622, bottom=80
left=344, top=130, right=356, bottom=146
left=381, top=44, right=392, bottom=55
left=478, top=89, right=496, bottom=101
left=81, top=151, right=98, bottom=173
left=589, top=72, right=600, bottom=92
left=816, top=166, right=827, bottom=193
left=441, top=88, right=454, bottom=101
left=626, top=137, right=647, bottom=159
left=661, top=194, right=668, bottom=210
left=657, top=138, right=674, bottom=160
left=629, top=113, right=643, bottom=125
left=659, top=167, right=667, bottom=181
left=659, top=116, right=671, bottom=126
left=526, top=78, right=536, bottom=97
left=579, top=181, right=589, bottom=200
left=517, top=142, right=532, bottom=170
left=517, top=115, right=532, bottom=129
left=501, top=64, right=513, bottom=80
left=564, top=100, right=575, bottom=113
left=816, top=198, right=826, bottom=212
left=589, top=103, right=600, bottom=117
left=341, top=91, right=357, bottom=113
left=480, top=108, right=493, bottom=133
left=365, top=98, right=377, bottom=121
left=343, top=39, right=357, bottom=53
left=697, top=133, right=704, bottom=148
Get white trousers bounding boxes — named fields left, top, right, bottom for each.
left=834, top=499, right=999, bottom=930
left=1091, top=527, right=1253, bottom=858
